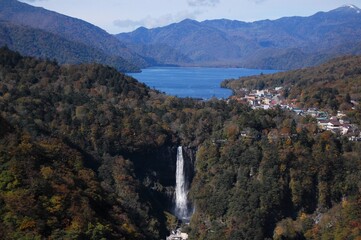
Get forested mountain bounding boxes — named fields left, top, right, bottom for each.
left=119, top=39, right=194, bottom=67
left=0, top=48, right=360, bottom=239
left=223, top=55, right=361, bottom=115
left=117, top=5, right=361, bottom=70
left=2, top=0, right=361, bottom=71
left=0, top=0, right=147, bottom=72
left=0, top=21, right=139, bottom=72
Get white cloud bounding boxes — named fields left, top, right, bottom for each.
left=114, top=10, right=202, bottom=30
left=188, top=0, right=220, bottom=7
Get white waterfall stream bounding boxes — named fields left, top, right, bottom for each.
left=175, top=146, right=189, bottom=220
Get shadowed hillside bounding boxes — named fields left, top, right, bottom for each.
left=0, top=0, right=148, bottom=71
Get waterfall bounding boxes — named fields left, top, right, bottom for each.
left=175, top=146, right=189, bottom=220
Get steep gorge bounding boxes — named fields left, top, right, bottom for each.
left=0, top=48, right=360, bottom=239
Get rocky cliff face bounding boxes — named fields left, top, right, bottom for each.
left=124, top=145, right=196, bottom=214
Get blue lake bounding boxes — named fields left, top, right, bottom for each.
left=129, top=67, right=279, bottom=99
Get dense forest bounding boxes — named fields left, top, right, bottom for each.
left=0, top=0, right=148, bottom=72
left=0, top=21, right=140, bottom=73
left=222, top=55, right=361, bottom=114
left=0, top=47, right=360, bottom=239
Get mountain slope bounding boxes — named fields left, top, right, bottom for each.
left=0, top=0, right=147, bottom=71
left=0, top=47, right=360, bottom=240
left=0, top=21, right=139, bottom=72
left=117, top=5, right=361, bottom=69
left=223, top=54, right=361, bottom=112
left=0, top=46, right=169, bottom=239
left=120, top=40, right=194, bottom=66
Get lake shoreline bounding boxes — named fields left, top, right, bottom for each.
left=129, top=67, right=279, bottom=100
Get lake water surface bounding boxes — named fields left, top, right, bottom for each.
left=129, top=67, right=279, bottom=99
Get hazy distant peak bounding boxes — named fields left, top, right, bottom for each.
left=134, top=26, right=149, bottom=31
left=344, top=4, right=360, bottom=9
left=177, top=18, right=199, bottom=25
left=333, top=4, right=361, bottom=14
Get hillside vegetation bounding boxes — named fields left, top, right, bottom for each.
left=223, top=55, right=361, bottom=114
left=2, top=0, right=361, bottom=71
left=0, top=0, right=146, bottom=72
left=0, top=48, right=360, bottom=239
left=0, top=21, right=139, bottom=72
left=117, top=5, right=361, bottom=69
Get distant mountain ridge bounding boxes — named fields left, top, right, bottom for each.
left=0, top=21, right=140, bottom=72
left=1, top=0, right=361, bottom=71
left=0, top=0, right=148, bottom=72
left=117, top=5, right=361, bottom=70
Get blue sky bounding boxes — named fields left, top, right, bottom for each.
left=19, top=0, right=361, bottom=33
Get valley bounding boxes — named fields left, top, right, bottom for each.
left=0, top=1, right=360, bottom=239
left=0, top=45, right=360, bottom=239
